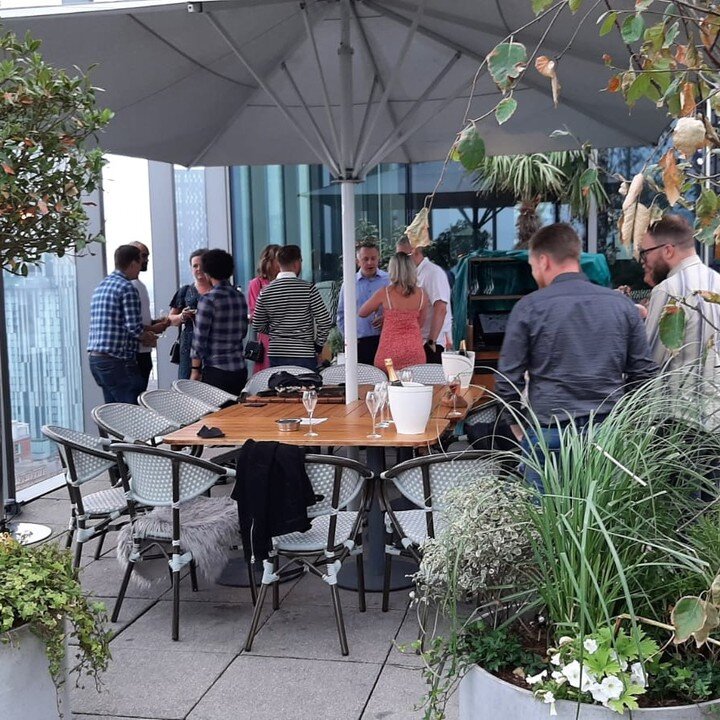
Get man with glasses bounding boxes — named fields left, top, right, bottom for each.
left=640, top=215, right=720, bottom=401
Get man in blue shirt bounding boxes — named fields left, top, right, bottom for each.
left=87, top=245, right=162, bottom=404
left=336, top=241, right=390, bottom=365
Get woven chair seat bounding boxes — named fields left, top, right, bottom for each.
left=83, top=487, right=129, bottom=516
left=391, top=510, right=448, bottom=546
left=274, top=511, right=358, bottom=552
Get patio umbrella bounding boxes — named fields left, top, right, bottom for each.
left=1, top=0, right=670, bottom=404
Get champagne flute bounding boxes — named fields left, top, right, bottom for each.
left=302, top=390, right=319, bottom=437
left=375, top=381, right=389, bottom=428
left=447, top=374, right=463, bottom=418
left=366, top=390, right=382, bottom=439
left=399, top=369, right=413, bottom=384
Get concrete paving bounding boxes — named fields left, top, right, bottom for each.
left=19, top=489, right=461, bottom=720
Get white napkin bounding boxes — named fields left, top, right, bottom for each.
left=298, top=418, right=328, bottom=426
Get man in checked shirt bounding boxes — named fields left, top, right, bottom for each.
left=190, top=249, right=249, bottom=395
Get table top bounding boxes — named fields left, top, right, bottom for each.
left=163, top=384, right=485, bottom=448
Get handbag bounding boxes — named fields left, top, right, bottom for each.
left=243, top=340, right=264, bottom=363
left=169, top=328, right=181, bottom=365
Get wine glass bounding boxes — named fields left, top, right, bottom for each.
left=375, top=381, right=389, bottom=428
left=155, top=307, right=169, bottom=338
left=399, top=369, right=413, bottom=384
left=366, top=390, right=382, bottom=439
left=302, top=390, right=318, bottom=437
left=447, top=374, right=463, bottom=418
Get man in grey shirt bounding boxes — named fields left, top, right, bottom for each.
left=495, top=224, right=658, bottom=489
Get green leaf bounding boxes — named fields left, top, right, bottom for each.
left=487, top=42, right=527, bottom=91
left=599, top=12, right=617, bottom=36
left=635, top=0, right=654, bottom=10
left=579, top=168, right=598, bottom=188
left=531, top=0, right=556, bottom=12
left=622, top=14, right=645, bottom=43
left=455, top=124, right=485, bottom=171
left=696, top=189, right=719, bottom=227
left=568, top=0, right=583, bottom=11
left=664, top=20, right=680, bottom=48
left=659, top=303, right=686, bottom=351
left=626, top=73, right=653, bottom=105
left=495, top=97, right=518, bottom=125
left=672, top=596, right=720, bottom=646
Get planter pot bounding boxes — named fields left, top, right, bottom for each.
left=459, top=665, right=720, bottom=720
left=387, top=382, right=434, bottom=434
left=0, top=624, right=71, bottom=720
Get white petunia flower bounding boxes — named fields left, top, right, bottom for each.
left=562, top=660, right=595, bottom=691
left=558, top=636, right=573, bottom=646
left=551, top=670, right=567, bottom=685
left=589, top=676, right=624, bottom=705
left=526, top=670, right=547, bottom=686
left=583, top=638, right=599, bottom=654
left=550, top=653, right=562, bottom=666
left=630, top=662, right=648, bottom=688
left=542, top=691, right=558, bottom=716
left=609, top=650, right=628, bottom=671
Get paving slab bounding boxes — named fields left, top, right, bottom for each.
left=70, top=646, right=234, bottom=719
left=79, top=557, right=171, bottom=600
left=249, top=604, right=405, bottom=664
left=187, top=654, right=381, bottom=720
left=361, top=664, right=459, bottom=720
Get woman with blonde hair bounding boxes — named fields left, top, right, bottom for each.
left=359, top=251, right=427, bottom=371
left=247, top=244, right=281, bottom=371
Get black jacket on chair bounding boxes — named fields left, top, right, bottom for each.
left=230, top=440, right=316, bottom=563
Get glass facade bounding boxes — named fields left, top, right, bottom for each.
left=174, top=166, right=208, bottom=285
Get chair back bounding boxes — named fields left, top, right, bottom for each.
left=383, top=452, right=499, bottom=536
left=464, top=400, right=500, bottom=428
left=304, top=455, right=370, bottom=518
left=320, top=363, right=387, bottom=386
left=92, top=403, right=179, bottom=443
left=41, top=425, right=117, bottom=486
left=111, top=443, right=232, bottom=507
left=139, top=389, right=214, bottom=426
left=172, top=379, right=238, bottom=410
left=403, top=364, right=448, bottom=385
left=243, top=366, right=315, bottom=396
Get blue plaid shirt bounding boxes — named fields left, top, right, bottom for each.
left=87, top=270, right=144, bottom=360
left=191, top=281, right=248, bottom=371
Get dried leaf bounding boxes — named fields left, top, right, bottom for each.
left=696, top=189, right=719, bottom=228
left=702, top=115, right=720, bottom=148
left=622, top=172, right=645, bottom=210
left=620, top=201, right=650, bottom=250
left=658, top=149, right=682, bottom=206
left=696, top=291, right=720, bottom=305
left=680, top=82, right=697, bottom=117
left=535, top=56, right=561, bottom=107
left=675, top=44, right=688, bottom=66
left=37, top=199, right=49, bottom=215
left=607, top=75, right=621, bottom=93
left=405, top=208, right=431, bottom=249
left=672, top=116, right=706, bottom=158
left=700, top=15, right=720, bottom=54
left=671, top=596, right=720, bottom=647
left=711, top=574, right=720, bottom=606
left=1, top=163, right=14, bottom=175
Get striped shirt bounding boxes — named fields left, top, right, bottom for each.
left=252, top=273, right=332, bottom=358
left=190, top=281, right=248, bottom=371
left=87, top=270, right=144, bottom=360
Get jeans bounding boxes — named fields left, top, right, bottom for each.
left=357, top=336, right=380, bottom=365
left=269, top=356, right=318, bottom=371
left=89, top=355, right=145, bottom=405
left=136, top=352, right=152, bottom=392
left=521, top=428, right=563, bottom=495
left=201, top=365, right=248, bottom=396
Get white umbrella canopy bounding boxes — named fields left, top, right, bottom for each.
left=1, top=0, right=670, bottom=401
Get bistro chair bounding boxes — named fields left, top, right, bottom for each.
left=172, top=379, right=239, bottom=411
left=380, top=451, right=500, bottom=612
left=402, top=363, right=448, bottom=385
left=110, top=443, right=241, bottom=641
left=244, top=455, right=373, bottom=656
left=243, top=365, right=315, bottom=396
left=41, top=425, right=129, bottom=568
left=139, top=389, right=215, bottom=427
left=320, top=363, right=387, bottom=386
left=92, top=403, right=180, bottom=445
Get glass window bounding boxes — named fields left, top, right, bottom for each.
left=174, top=166, right=208, bottom=286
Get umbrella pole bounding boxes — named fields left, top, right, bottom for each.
left=340, top=180, right=358, bottom=404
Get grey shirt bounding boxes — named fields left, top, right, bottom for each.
left=496, top=272, right=658, bottom=425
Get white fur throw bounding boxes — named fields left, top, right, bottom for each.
left=116, top=495, right=239, bottom=588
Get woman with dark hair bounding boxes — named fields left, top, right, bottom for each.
left=359, top=252, right=427, bottom=371
left=246, top=244, right=281, bottom=372
left=168, top=249, right=212, bottom=379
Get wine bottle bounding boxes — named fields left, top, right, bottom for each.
left=384, top=358, right=403, bottom=386
left=458, top=340, right=468, bottom=357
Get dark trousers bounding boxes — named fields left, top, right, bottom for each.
left=136, top=352, right=153, bottom=392
left=357, top=335, right=380, bottom=365
left=269, top=356, right=318, bottom=371
left=424, top=343, right=445, bottom=364
left=201, top=366, right=248, bottom=396
left=89, top=355, right=145, bottom=405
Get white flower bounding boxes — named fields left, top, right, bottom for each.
left=542, top=691, right=558, bottom=716
left=562, top=660, right=595, bottom=691
left=526, top=670, right=548, bottom=686
left=558, top=636, right=573, bottom=646
left=610, top=651, right=628, bottom=671
left=589, top=676, right=624, bottom=705
left=551, top=670, right=567, bottom=685
left=630, top=662, right=648, bottom=688
left=583, top=638, right=599, bottom=654
left=550, top=652, right=562, bottom=666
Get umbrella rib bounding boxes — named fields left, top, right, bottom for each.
left=354, top=0, right=427, bottom=170
left=349, top=2, right=411, bottom=165
left=363, top=0, right=656, bottom=147
left=202, top=10, right=339, bottom=172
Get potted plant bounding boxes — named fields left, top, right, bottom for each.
left=413, top=374, right=720, bottom=719
left=0, top=533, right=111, bottom=720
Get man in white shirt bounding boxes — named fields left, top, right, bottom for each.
left=396, top=236, right=453, bottom=363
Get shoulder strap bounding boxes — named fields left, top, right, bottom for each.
left=418, top=289, right=424, bottom=310
left=385, top=286, right=393, bottom=309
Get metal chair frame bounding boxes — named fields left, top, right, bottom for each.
left=244, top=454, right=373, bottom=656
left=109, top=443, right=240, bottom=641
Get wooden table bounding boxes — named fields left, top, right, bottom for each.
left=163, top=384, right=485, bottom=591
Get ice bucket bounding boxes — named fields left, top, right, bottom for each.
left=441, top=351, right=475, bottom=388
left=387, top=382, right=433, bottom=434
